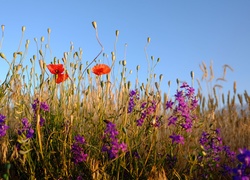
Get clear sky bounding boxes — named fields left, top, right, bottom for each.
left=0, top=0, right=249, bottom=100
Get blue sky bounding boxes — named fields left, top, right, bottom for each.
left=0, top=1, right=249, bottom=100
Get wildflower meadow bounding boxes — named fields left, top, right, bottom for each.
left=0, top=22, right=250, bottom=180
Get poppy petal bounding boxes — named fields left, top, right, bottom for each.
left=47, top=64, right=64, bottom=74
left=92, top=64, right=111, bottom=76
left=56, top=73, right=69, bottom=84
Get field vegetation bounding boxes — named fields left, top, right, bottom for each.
left=0, top=22, right=249, bottom=179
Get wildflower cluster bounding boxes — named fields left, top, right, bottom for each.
left=71, top=135, right=88, bottom=164
left=32, top=98, right=50, bottom=126
left=18, top=118, right=34, bottom=139
left=136, top=100, right=159, bottom=127
left=198, top=128, right=236, bottom=177
left=233, top=149, right=250, bottom=179
left=102, top=121, right=127, bottom=159
left=128, top=90, right=139, bottom=113
left=0, top=114, right=9, bottom=137
left=166, top=82, right=198, bottom=144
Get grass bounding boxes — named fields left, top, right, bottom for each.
left=0, top=22, right=250, bottom=180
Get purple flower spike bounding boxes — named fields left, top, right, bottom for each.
left=102, top=121, right=127, bottom=159
left=169, top=133, right=185, bottom=145
left=71, top=134, right=88, bottom=164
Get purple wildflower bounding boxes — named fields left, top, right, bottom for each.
left=19, top=118, right=34, bottom=139
left=32, top=99, right=49, bottom=127
left=40, top=101, right=50, bottom=112
left=102, top=121, right=127, bottom=159
left=165, top=100, right=174, bottom=110
left=169, top=133, right=185, bottom=145
left=128, top=90, right=139, bottom=113
left=0, top=114, right=9, bottom=137
left=136, top=100, right=157, bottom=127
left=233, top=149, right=250, bottom=179
left=166, top=82, right=198, bottom=132
left=71, top=134, right=88, bottom=164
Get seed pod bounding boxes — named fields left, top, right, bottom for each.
left=191, top=71, right=194, bottom=80
left=47, top=28, right=51, bottom=34
left=168, top=81, right=171, bottom=87
left=116, top=30, right=119, bottom=37
left=22, top=26, right=26, bottom=32
left=92, top=21, right=97, bottom=29
left=39, top=49, right=43, bottom=57
left=155, top=82, right=159, bottom=90
left=128, top=81, right=131, bottom=89
left=0, top=52, right=6, bottom=59
left=41, top=36, right=44, bottom=42
left=147, top=37, right=151, bottom=43
left=122, top=60, right=126, bottom=66
left=1, top=25, right=4, bottom=32
left=159, top=74, right=163, bottom=81
left=136, top=65, right=140, bottom=71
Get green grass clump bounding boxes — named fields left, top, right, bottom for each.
left=0, top=23, right=249, bottom=180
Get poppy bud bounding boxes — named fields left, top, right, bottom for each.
left=22, top=26, right=26, bottom=32
left=147, top=37, right=151, bottom=43
left=176, top=78, right=180, bottom=85
left=128, top=81, right=131, bottom=89
left=155, top=82, right=159, bottom=90
left=92, top=21, right=97, bottom=29
left=0, top=52, right=6, bottom=59
left=13, top=52, right=17, bottom=58
left=116, top=30, right=119, bottom=37
left=80, top=64, right=83, bottom=71
left=39, top=49, right=43, bottom=57
left=45, top=44, right=49, bottom=49
left=168, top=81, right=171, bottom=87
left=122, top=60, right=126, bottom=66
left=159, top=74, right=163, bottom=81
left=41, top=36, right=44, bottom=42
left=1, top=25, right=4, bottom=32
left=136, top=65, right=140, bottom=71
left=34, top=38, right=37, bottom=42
left=190, top=71, right=194, bottom=80
left=26, top=39, right=30, bottom=44
left=47, top=28, right=51, bottom=34
left=157, top=58, right=160, bottom=63
left=151, top=56, right=154, bottom=61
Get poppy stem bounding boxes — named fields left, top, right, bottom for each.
left=81, top=23, right=104, bottom=77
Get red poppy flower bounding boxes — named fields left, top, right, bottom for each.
left=47, top=64, right=69, bottom=84
left=92, top=64, right=111, bottom=76
left=47, top=64, right=64, bottom=74
left=56, top=73, right=69, bottom=84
